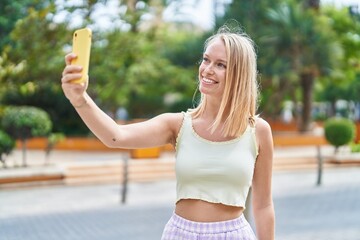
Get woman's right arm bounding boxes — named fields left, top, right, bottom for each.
left=61, top=53, right=180, bottom=149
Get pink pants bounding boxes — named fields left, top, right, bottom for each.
left=161, top=213, right=257, bottom=240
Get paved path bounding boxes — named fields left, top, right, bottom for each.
left=1, top=167, right=360, bottom=240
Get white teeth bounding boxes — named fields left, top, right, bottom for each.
left=203, top=78, right=216, bottom=84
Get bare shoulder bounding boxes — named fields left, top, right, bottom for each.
left=255, top=117, right=272, bottom=134
left=158, top=112, right=185, bottom=141
left=254, top=117, right=273, bottom=147
left=159, top=112, right=185, bottom=126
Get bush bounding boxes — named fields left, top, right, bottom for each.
left=324, top=117, right=355, bottom=152
left=0, top=130, right=15, bottom=154
left=0, top=130, right=15, bottom=168
left=45, top=132, right=65, bottom=165
left=2, top=106, right=52, bottom=166
left=2, top=106, right=52, bottom=139
left=1, top=86, right=89, bottom=136
left=166, top=98, right=195, bottom=113
left=350, top=141, right=360, bottom=153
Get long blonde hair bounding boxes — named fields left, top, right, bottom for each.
left=192, top=28, right=259, bottom=137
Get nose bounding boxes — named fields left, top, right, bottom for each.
left=203, top=63, right=214, bottom=75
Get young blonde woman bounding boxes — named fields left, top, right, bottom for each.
left=61, top=26, right=275, bottom=240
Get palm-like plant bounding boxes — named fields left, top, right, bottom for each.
left=264, top=1, right=342, bottom=131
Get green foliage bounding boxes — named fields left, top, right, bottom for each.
left=345, top=73, right=360, bottom=102
left=217, top=0, right=360, bottom=130
left=1, top=0, right=358, bottom=135
left=0, top=0, right=202, bottom=132
left=350, top=141, right=360, bottom=153
left=45, top=132, right=65, bottom=164
left=2, top=105, right=52, bottom=167
left=0, top=3, right=89, bottom=135
left=316, top=82, right=348, bottom=102
left=166, top=98, right=195, bottom=113
left=159, top=30, right=205, bottom=68
left=249, top=1, right=344, bottom=130
left=323, top=6, right=360, bottom=71
left=324, top=117, right=355, bottom=149
left=7, top=6, right=69, bottom=86
left=0, top=0, right=51, bottom=50
left=2, top=106, right=52, bottom=140
left=1, top=84, right=89, bottom=135
left=0, top=52, right=25, bottom=83
left=0, top=130, right=15, bottom=155
left=90, top=29, right=196, bottom=118
left=47, top=132, right=65, bottom=147
left=215, top=0, right=282, bottom=38
left=0, top=129, right=15, bottom=167
left=315, top=6, right=360, bottom=107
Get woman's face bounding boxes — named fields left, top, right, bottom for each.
left=198, top=38, right=227, bottom=99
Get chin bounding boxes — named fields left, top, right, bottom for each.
left=199, top=86, right=209, bottom=95
left=199, top=87, right=215, bottom=97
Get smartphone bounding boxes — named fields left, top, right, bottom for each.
left=71, top=28, right=92, bottom=83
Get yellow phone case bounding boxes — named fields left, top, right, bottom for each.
left=71, top=28, right=92, bottom=83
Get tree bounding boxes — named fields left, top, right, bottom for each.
left=305, top=0, right=320, bottom=10
left=324, top=117, right=355, bottom=153
left=0, top=0, right=50, bottom=50
left=2, top=106, right=52, bottom=167
left=7, top=5, right=68, bottom=86
left=0, top=0, right=206, bottom=135
left=90, top=29, right=196, bottom=118
left=45, top=132, right=65, bottom=165
left=0, top=3, right=90, bottom=135
left=0, top=130, right=15, bottom=168
left=70, top=0, right=201, bottom=118
left=215, top=0, right=293, bottom=119
left=263, top=1, right=341, bottom=131
left=346, top=74, right=360, bottom=103
left=314, top=6, right=360, bottom=117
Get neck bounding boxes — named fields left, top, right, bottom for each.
left=202, top=96, right=222, bottom=120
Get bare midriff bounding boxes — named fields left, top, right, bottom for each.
left=175, top=199, right=244, bottom=222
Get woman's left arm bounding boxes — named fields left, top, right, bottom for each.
left=252, top=118, right=275, bottom=240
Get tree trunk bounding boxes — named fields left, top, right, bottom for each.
left=330, top=101, right=336, bottom=117
left=306, top=0, right=320, bottom=10
left=22, top=138, right=27, bottom=167
left=300, top=73, right=315, bottom=132
left=126, top=0, right=140, bottom=33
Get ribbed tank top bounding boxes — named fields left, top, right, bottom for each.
left=175, top=111, right=258, bottom=208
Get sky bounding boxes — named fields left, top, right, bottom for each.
left=177, top=0, right=360, bottom=30
left=171, top=0, right=360, bottom=29
left=54, top=0, right=360, bottom=31
left=323, top=0, right=359, bottom=6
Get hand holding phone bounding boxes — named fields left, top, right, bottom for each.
left=71, top=28, right=92, bottom=83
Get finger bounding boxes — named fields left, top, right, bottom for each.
left=62, top=65, right=82, bottom=76
left=61, top=73, right=82, bottom=83
left=62, top=82, right=86, bottom=90
left=65, top=53, right=77, bottom=65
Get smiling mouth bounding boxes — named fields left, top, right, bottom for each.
left=201, top=77, right=218, bottom=84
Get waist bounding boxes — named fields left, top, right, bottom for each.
left=175, top=199, right=244, bottom=222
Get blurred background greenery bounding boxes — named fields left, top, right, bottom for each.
left=0, top=0, right=359, bottom=136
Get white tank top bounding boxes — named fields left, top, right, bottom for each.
left=175, top=111, right=258, bottom=208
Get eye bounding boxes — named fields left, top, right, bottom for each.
left=217, top=62, right=226, bottom=69
left=202, top=57, right=210, bottom=63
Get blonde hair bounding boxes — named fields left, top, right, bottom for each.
left=192, top=27, right=259, bottom=137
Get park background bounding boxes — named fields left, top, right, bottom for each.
left=0, top=0, right=359, bottom=139
left=1, top=1, right=360, bottom=240
left=0, top=0, right=360, bottom=186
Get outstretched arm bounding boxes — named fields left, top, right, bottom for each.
left=61, top=53, right=181, bottom=149
left=252, top=118, right=275, bottom=240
